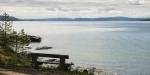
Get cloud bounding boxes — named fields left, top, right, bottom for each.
left=128, top=0, right=143, bottom=5
left=0, top=0, right=150, bottom=18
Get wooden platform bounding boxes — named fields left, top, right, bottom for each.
left=31, top=53, right=73, bottom=70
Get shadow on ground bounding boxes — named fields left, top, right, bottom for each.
left=0, top=73, right=7, bottom=75
left=0, top=66, right=64, bottom=75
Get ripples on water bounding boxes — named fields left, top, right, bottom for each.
left=14, top=21, right=150, bottom=75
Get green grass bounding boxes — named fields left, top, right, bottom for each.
left=0, top=48, right=32, bottom=67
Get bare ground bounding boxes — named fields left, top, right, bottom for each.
left=0, top=67, right=64, bottom=75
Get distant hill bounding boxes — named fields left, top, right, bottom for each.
left=0, top=16, right=20, bottom=21
left=0, top=16, right=150, bottom=21
left=21, top=17, right=150, bottom=21
left=141, top=18, right=150, bottom=21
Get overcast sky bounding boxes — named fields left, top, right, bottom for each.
left=0, top=0, right=150, bottom=18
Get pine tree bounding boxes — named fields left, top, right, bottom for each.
left=0, top=12, right=30, bottom=52
left=0, top=12, right=13, bottom=48
left=15, top=29, right=30, bottom=52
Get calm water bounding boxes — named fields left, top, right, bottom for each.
left=13, top=21, right=150, bottom=75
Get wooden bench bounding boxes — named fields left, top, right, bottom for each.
left=31, top=53, right=73, bottom=70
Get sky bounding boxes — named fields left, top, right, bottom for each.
left=0, top=0, right=150, bottom=18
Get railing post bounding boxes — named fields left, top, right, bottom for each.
left=59, top=57, right=66, bottom=70
left=31, top=54, right=38, bottom=69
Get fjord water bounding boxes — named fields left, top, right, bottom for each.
left=14, top=21, right=150, bottom=75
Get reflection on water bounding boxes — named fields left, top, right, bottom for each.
left=14, top=21, right=150, bottom=75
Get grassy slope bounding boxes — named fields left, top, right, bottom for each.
left=0, top=48, right=31, bottom=67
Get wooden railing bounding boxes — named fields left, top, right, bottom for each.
left=31, top=53, right=73, bottom=70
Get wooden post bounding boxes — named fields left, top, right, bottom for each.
left=31, top=54, right=38, bottom=69
left=59, top=57, right=66, bottom=69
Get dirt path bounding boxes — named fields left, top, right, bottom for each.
left=0, top=68, right=29, bottom=75
left=0, top=67, right=65, bottom=75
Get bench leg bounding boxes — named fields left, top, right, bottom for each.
left=59, top=58, right=66, bottom=70
left=32, top=56, right=39, bottom=69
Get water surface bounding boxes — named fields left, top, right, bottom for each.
left=14, top=21, right=150, bottom=75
